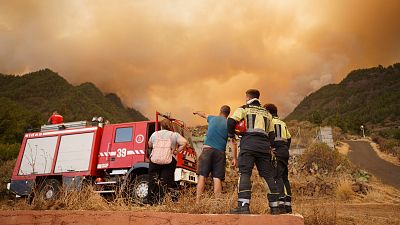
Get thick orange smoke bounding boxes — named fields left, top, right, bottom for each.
left=1, top=0, right=399, bottom=124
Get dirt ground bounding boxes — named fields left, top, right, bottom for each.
left=295, top=200, right=400, bottom=225
left=336, top=203, right=400, bottom=225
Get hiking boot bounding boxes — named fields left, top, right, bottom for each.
left=285, top=206, right=292, bottom=214
left=230, top=202, right=250, bottom=214
left=278, top=204, right=286, bottom=214
left=270, top=207, right=280, bottom=215
left=283, top=196, right=292, bottom=214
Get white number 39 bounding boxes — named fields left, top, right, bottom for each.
left=117, top=148, right=127, bottom=157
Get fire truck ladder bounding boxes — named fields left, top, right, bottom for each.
left=40, top=121, right=89, bottom=132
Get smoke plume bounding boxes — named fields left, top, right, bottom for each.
left=1, top=0, right=399, bottom=124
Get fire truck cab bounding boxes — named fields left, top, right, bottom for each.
left=7, top=115, right=198, bottom=202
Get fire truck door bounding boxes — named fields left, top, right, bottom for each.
left=109, top=125, right=135, bottom=168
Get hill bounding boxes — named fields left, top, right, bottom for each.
left=0, top=69, right=148, bottom=146
left=286, top=63, right=400, bottom=133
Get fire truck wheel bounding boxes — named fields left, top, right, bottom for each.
left=39, top=179, right=61, bottom=200
left=131, top=174, right=149, bottom=201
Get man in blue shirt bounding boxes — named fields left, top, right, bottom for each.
left=194, top=105, right=237, bottom=203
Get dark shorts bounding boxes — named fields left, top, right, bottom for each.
left=197, top=147, right=226, bottom=180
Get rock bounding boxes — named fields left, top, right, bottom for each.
left=352, top=183, right=361, bottom=192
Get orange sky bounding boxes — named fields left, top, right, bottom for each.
left=1, top=0, right=399, bottom=125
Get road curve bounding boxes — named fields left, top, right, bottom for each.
left=345, top=140, right=400, bottom=189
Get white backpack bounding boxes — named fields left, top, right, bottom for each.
left=150, top=132, right=174, bottom=164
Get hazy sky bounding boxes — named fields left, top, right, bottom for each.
left=1, top=0, right=399, bottom=124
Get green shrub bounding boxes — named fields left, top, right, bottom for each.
left=0, top=159, right=16, bottom=199
left=393, top=129, right=400, bottom=140
left=0, top=143, right=21, bottom=161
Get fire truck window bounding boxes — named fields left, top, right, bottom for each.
left=18, top=136, right=58, bottom=175
left=115, top=127, right=133, bottom=143
left=54, top=132, right=94, bottom=173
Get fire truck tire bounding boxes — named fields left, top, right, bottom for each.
left=39, top=179, right=61, bottom=201
left=129, top=174, right=149, bottom=202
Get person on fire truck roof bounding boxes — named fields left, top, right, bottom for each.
left=227, top=89, right=280, bottom=215
left=146, top=119, right=188, bottom=205
left=193, top=105, right=237, bottom=204
left=47, top=111, right=63, bottom=124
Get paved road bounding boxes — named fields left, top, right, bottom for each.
left=345, top=140, right=400, bottom=189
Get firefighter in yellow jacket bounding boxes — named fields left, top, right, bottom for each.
left=264, top=104, right=292, bottom=213
left=228, top=89, right=280, bottom=214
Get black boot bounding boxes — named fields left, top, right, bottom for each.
left=230, top=201, right=250, bottom=214
left=268, top=193, right=281, bottom=215
left=284, top=195, right=292, bottom=213
left=278, top=197, right=286, bottom=214
left=270, top=207, right=280, bottom=215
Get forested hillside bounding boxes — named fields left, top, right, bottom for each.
left=0, top=69, right=147, bottom=159
left=286, top=63, right=400, bottom=133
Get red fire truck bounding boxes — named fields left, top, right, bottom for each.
left=7, top=112, right=197, bottom=202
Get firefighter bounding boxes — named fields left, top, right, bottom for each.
left=193, top=105, right=237, bottom=203
left=228, top=89, right=280, bottom=214
left=264, top=103, right=292, bottom=213
left=147, top=119, right=188, bottom=205
left=47, top=111, right=63, bottom=124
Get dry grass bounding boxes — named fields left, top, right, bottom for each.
left=160, top=173, right=269, bottom=214
left=159, top=188, right=236, bottom=214
left=296, top=199, right=337, bottom=225
left=336, top=142, right=350, bottom=155
left=31, top=186, right=110, bottom=210
left=1, top=168, right=280, bottom=215
left=2, top=184, right=148, bottom=211
left=362, top=182, right=400, bottom=204
left=335, top=178, right=354, bottom=201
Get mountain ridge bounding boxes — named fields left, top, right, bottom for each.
left=286, top=63, right=400, bottom=132
left=0, top=68, right=148, bottom=144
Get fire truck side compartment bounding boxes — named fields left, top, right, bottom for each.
left=9, top=127, right=102, bottom=196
